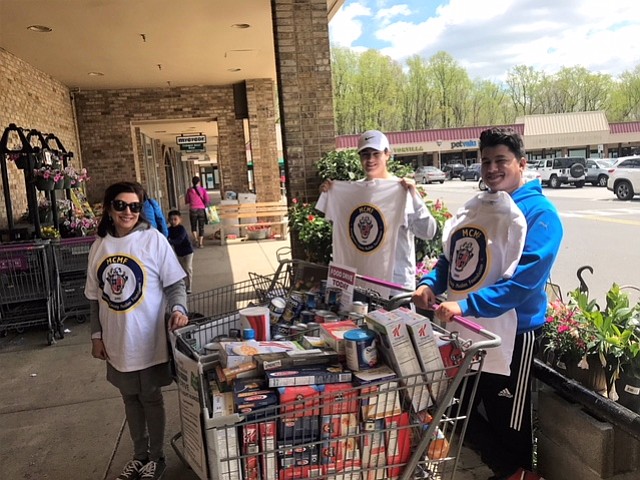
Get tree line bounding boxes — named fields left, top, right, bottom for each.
left=331, top=47, right=640, bottom=135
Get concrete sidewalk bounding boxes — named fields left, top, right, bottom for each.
left=0, top=233, right=492, bottom=480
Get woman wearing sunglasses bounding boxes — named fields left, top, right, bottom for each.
left=84, top=181, right=188, bottom=480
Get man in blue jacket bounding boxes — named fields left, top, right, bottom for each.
left=413, top=128, right=563, bottom=480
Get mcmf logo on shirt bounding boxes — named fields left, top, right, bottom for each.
left=97, top=254, right=144, bottom=312
left=348, top=204, right=385, bottom=253
left=448, top=226, right=488, bottom=292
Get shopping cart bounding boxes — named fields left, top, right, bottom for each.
left=0, top=241, right=59, bottom=344
left=51, top=236, right=95, bottom=324
left=170, top=257, right=501, bottom=479
left=171, top=310, right=499, bottom=480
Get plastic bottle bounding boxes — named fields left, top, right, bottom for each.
left=243, top=328, right=256, bottom=340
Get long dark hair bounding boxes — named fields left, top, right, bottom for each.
left=97, top=181, right=147, bottom=237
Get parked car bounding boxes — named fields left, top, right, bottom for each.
left=459, top=163, right=482, bottom=181
left=441, top=163, right=465, bottom=179
left=478, top=169, right=541, bottom=191
left=415, top=166, right=446, bottom=184
left=537, top=157, right=586, bottom=188
left=585, top=158, right=612, bottom=187
left=606, top=155, right=640, bottom=200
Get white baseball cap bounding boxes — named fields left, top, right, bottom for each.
left=357, top=130, right=390, bottom=153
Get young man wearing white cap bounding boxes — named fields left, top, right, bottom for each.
left=317, top=129, right=437, bottom=290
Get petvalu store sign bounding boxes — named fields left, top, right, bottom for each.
left=176, top=134, right=207, bottom=145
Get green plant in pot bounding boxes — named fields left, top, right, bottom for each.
left=572, top=284, right=640, bottom=407
left=543, top=292, right=606, bottom=394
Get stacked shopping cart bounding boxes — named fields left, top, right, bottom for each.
left=51, top=236, right=95, bottom=325
left=171, top=259, right=500, bottom=480
left=0, top=241, right=59, bottom=344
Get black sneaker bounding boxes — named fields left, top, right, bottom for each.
left=139, top=459, right=166, bottom=480
left=116, top=459, right=145, bottom=480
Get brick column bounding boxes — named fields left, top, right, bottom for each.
left=246, top=79, right=280, bottom=202
left=271, top=0, right=336, bottom=204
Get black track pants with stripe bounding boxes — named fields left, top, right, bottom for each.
left=464, top=329, right=537, bottom=475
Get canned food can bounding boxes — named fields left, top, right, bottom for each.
left=351, top=301, right=368, bottom=315
left=300, top=310, right=315, bottom=324
left=348, top=312, right=365, bottom=325
left=288, top=325, right=307, bottom=341
left=314, top=310, right=333, bottom=323
left=337, top=310, right=351, bottom=320
left=282, top=292, right=304, bottom=323
left=325, top=287, right=342, bottom=308
left=344, top=328, right=378, bottom=371
left=320, top=279, right=328, bottom=296
left=304, top=291, right=318, bottom=310
left=269, top=297, right=287, bottom=323
left=323, top=313, right=339, bottom=323
left=305, top=322, right=321, bottom=336
left=271, top=322, right=291, bottom=339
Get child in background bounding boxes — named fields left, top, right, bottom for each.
left=167, top=210, right=194, bottom=294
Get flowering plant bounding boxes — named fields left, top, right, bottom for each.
left=60, top=215, right=98, bottom=237
left=288, top=198, right=332, bottom=264
left=33, top=165, right=63, bottom=182
left=63, top=165, right=90, bottom=186
left=41, top=226, right=60, bottom=239
left=543, top=294, right=595, bottom=363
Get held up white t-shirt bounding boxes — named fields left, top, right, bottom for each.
left=316, top=179, right=411, bottom=291
left=85, top=228, right=185, bottom=372
left=443, top=191, right=527, bottom=376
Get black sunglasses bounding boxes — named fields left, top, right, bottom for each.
left=111, top=200, right=143, bottom=213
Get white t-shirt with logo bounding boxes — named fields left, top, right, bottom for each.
left=443, top=191, right=527, bottom=375
left=85, top=228, right=186, bottom=372
left=316, top=179, right=411, bottom=291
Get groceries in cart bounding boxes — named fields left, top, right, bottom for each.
left=171, top=274, right=500, bottom=480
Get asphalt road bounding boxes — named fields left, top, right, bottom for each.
left=418, top=179, right=640, bottom=305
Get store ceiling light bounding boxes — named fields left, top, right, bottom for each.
left=88, top=72, right=104, bottom=76
left=231, top=23, right=251, bottom=29
left=27, top=25, right=52, bottom=33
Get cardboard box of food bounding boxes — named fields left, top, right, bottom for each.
left=365, top=310, right=430, bottom=413
left=352, top=365, right=401, bottom=420
left=254, top=349, right=340, bottom=375
left=319, top=320, right=359, bottom=356
left=220, top=341, right=303, bottom=368
left=259, top=421, right=278, bottom=480
left=267, top=365, right=352, bottom=388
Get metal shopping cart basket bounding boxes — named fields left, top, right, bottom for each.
left=51, top=236, right=96, bottom=324
left=0, top=241, right=59, bottom=344
left=170, top=271, right=500, bottom=480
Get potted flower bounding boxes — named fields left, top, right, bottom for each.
left=543, top=291, right=607, bottom=394
left=60, top=215, right=98, bottom=238
left=41, top=226, right=60, bottom=240
left=32, top=165, right=63, bottom=190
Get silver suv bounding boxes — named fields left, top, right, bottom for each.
left=537, top=157, right=586, bottom=188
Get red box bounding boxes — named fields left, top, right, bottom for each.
left=242, top=424, right=261, bottom=480
left=320, top=383, right=358, bottom=415
left=278, top=385, right=321, bottom=417
left=323, top=459, right=362, bottom=480
left=278, top=465, right=322, bottom=480
left=259, top=421, right=278, bottom=480
left=384, top=413, right=411, bottom=479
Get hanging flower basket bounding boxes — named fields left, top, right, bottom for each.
left=35, top=177, right=55, bottom=191
left=54, top=178, right=64, bottom=190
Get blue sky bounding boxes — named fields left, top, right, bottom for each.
left=329, top=0, right=640, bottom=81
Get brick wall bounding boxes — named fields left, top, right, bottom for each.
left=0, top=48, right=79, bottom=229
left=73, top=86, right=256, bottom=204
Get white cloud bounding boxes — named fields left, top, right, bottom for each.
left=375, top=4, right=412, bottom=26
left=329, top=2, right=372, bottom=47
left=332, top=0, right=640, bottom=80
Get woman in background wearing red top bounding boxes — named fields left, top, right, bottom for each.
left=184, top=175, right=209, bottom=248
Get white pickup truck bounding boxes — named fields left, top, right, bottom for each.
left=536, top=157, right=586, bottom=188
